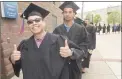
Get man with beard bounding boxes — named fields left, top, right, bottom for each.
left=53, top=1, right=89, bottom=79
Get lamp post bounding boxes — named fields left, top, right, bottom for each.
left=92, top=14, right=93, bottom=23
left=81, top=2, right=84, bottom=19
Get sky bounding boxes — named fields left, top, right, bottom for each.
left=75, top=2, right=121, bottom=13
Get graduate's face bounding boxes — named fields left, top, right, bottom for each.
left=27, top=15, right=45, bottom=34
left=63, top=8, right=75, bottom=21
left=84, top=20, right=88, bottom=24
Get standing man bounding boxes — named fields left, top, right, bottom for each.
left=107, top=24, right=110, bottom=33
left=102, top=24, right=106, bottom=34
left=9, top=3, right=85, bottom=79
left=53, top=1, right=89, bottom=79
left=117, top=24, right=121, bottom=33
left=82, top=21, right=96, bottom=72
left=97, top=23, right=102, bottom=35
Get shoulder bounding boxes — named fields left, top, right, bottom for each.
left=54, top=24, right=64, bottom=30
left=74, top=23, right=86, bottom=29
left=48, top=33, right=66, bottom=46
left=17, top=39, right=28, bottom=51
left=47, top=33, right=60, bottom=43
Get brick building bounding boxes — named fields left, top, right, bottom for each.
left=0, top=2, right=63, bottom=79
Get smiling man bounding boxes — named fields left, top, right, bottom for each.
left=9, top=3, right=85, bottom=79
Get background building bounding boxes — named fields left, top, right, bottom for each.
left=76, top=5, right=121, bottom=26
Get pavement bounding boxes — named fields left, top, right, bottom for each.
left=11, top=32, right=121, bottom=79
left=82, top=32, right=121, bottom=79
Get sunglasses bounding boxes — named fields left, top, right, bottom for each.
left=27, top=18, right=42, bottom=25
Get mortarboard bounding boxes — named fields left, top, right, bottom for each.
left=20, top=3, right=50, bottom=19
left=59, top=1, right=79, bottom=13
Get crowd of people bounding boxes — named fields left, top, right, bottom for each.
left=95, top=23, right=121, bottom=34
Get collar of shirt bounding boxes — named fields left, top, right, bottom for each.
left=34, top=34, right=46, bottom=48
left=64, top=20, right=74, bottom=32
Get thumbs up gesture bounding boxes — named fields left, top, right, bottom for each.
left=10, top=44, right=21, bottom=64
left=60, top=40, right=73, bottom=58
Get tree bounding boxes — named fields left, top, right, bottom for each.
left=107, top=11, right=121, bottom=25
left=85, top=13, right=92, bottom=22
left=93, top=14, right=101, bottom=25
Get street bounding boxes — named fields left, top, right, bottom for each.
left=11, top=33, right=121, bottom=79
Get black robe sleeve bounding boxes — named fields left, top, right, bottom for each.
left=88, top=26, right=96, bottom=50
left=78, top=26, right=89, bottom=58
left=11, top=40, right=26, bottom=77
left=58, top=35, right=85, bottom=60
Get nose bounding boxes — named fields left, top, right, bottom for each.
left=33, top=21, right=36, bottom=24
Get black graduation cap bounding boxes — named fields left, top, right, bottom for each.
left=59, top=1, right=79, bottom=13
left=20, top=3, right=50, bottom=19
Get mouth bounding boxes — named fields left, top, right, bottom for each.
left=32, top=26, right=39, bottom=30
left=65, top=16, right=71, bottom=19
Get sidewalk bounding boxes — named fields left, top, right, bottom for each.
left=82, top=49, right=119, bottom=79
left=82, top=33, right=121, bottom=79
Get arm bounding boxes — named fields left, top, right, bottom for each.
left=59, top=35, right=85, bottom=60
left=9, top=40, right=25, bottom=77
left=78, top=27, right=89, bottom=57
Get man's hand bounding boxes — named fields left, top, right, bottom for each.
left=60, top=40, right=73, bottom=58
left=88, top=49, right=93, bottom=54
left=10, top=44, right=21, bottom=64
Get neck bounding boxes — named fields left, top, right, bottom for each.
left=64, top=20, right=73, bottom=27
left=34, top=31, right=46, bottom=40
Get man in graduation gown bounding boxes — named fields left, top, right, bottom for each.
left=117, top=24, right=120, bottom=33
left=9, top=3, right=85, bottom=79
left=53, top=1, right=89, bottom=79
left=97, top=23, right=102, bottom=34
left=82, top=21, right=96, bottom=72
left=107, top=24, right=110, bottom=33
left=102, top=24, right=106, bottom=34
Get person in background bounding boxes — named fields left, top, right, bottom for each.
left=97, top=23, right=102, bottom=35
left=102, top=24, right=106, bottom=34
left=107, top=24, right=110, bottom=34
left=112, top=25, right=114, bottom=33
left=117, top=24, right=121, bottom=33
left=53, top=1, right=89, bottom=79
left=82, top=20, right=96, bottom=73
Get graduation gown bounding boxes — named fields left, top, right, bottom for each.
left=86, top=25, right=96, bottom=50
left=12, top=33, right=84, bottom=79
left=82, top=25, right=96, bottom=68
left=107, top=25, right=110, bottom=32
left=97, top=25, right=102, bottom=33
left=53, top=23, right=89, bottom=79
left=102, top=26, right=106, bottom=33
left=117, top=25, right=120, bottom=32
